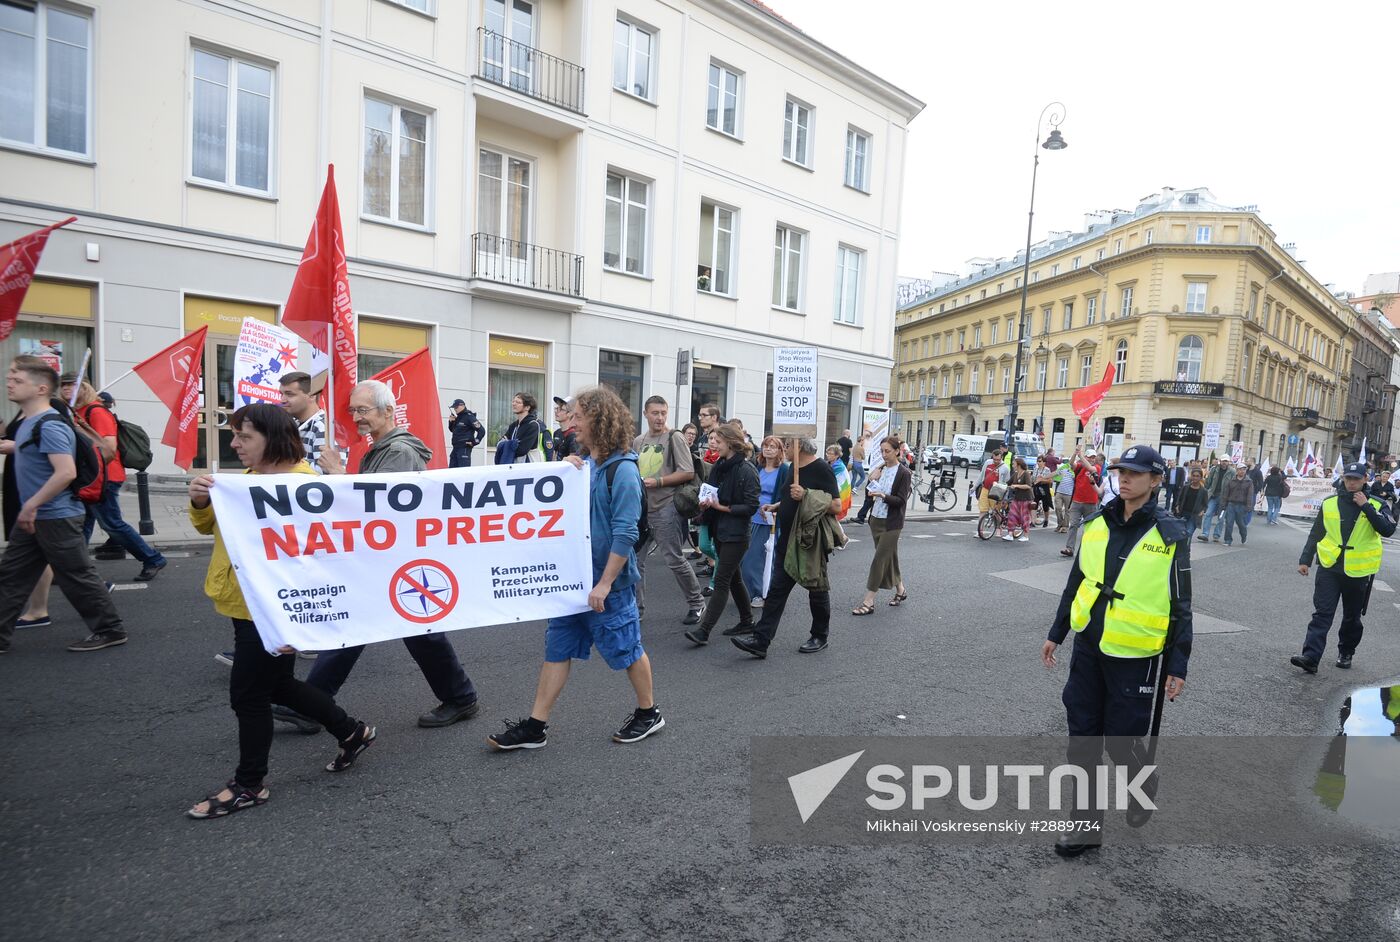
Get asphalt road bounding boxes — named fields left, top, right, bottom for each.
left=2, top=511, right=1399, bottom=942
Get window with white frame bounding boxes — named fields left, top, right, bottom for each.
left=941, top=374, right=948, bottom=397
left=972, top=325, right=982, bottom=348
left=772, top=225, right=805, bottom=311
left=1195, top=225, right=1212, bottom=244
left=1095, top=248, right=1105, bottom=261
left=1144, top=228, right=1153, bottom=245
left=364, top=96, right=429, bottom=225
left=1113, top=239, right=1123, bottom=255
left=985, top=367, right=994, bottom=395
left=970, top=364, right=979, bottom=392
left=1042, top=309, right=1051, bottom=335
left=1062, top=302, right=1073, bottom=331
left=1036, top=359, right=1047, bottom=390
left=1175, top=335, right=1204, bottom=381
left=697, top=200, right=735, bottom=295
left=1056, top=357, right=1069, bottom=389
left=782, top=96, right=812, bottom=167
left=844, top=127, right=871, bottom=191
left=191, top=48, right=273, bottom=192
left=1050, top=263, right=1059, bottom=276
left=1001, top=366, right=1011, bottom=394
left=1007, top=316, right=1016, bottom=340
left=1072, top=256, right=1081, bottom=270
left=989, top=321, right=999, bottom=346
left=932, top=335, right=941, bottom=356
left=953, top=372, right=962, bottom=396
left=1119, top=285, right=1133, bottom=319
left=1114, top=339, right=1128, bottom=382
left=706, top=60, right=741, bottom=137
left=612, top=18, right=654, bottom=100
left=604, top=171, right=649, bottom=274
left=1079, top=354, right=1093, bottom=386
left=1186, top=281, right=1207, bottom=313
left=834, top=245, right=863, bottom=325
left=0, top=1, right=90, bottom=155
left=390, top=0, right=430, bottom=11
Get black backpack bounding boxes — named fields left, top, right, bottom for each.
left=26, top=401, right=104, bottom=503
left=604, top=456, right=651, bottom=550
left=83, top=403, right=153, bottom=471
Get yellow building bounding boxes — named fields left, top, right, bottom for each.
left=894, top=187, right=1357, bottom=467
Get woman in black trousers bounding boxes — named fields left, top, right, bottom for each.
left=684, top=423, right=760, bottom=645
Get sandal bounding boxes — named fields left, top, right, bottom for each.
left=1060, top=548, right=1074, bottom=557
left=888, top=592, right=908, bottom=607
left=187, top=779, right=269, bottom=819
left=851, top=604, right=876, bottom=616
left=325, top=723, right=377, bottom=773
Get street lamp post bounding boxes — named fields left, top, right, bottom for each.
left=1006, top=103, right=1067, bottom=453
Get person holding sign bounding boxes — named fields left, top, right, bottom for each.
left=186, top=404, right=376, bottom=819
left=488, top=386, right=664, bottom=750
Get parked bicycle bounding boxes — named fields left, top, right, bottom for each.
left=915, top=476, right=959, bottom=512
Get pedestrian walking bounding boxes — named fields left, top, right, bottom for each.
left=487, top=385, right=664, bottom=750
left=1263, top=466, right=1288, bottom=525
left=1052, top=459, right=1074, bottom=533
left=446, top=397, right=485, bottom=468
left=850, top=437, right=867, bottom=492
left=851, top=436, right=910, bottom=615
left=685, top=424, right=760, bottom=645
left=825, top=444, right=852, bottom=521
left=1005, top=457, right=1036, bottom=542
left=1059, top=448, right=1101, bottom=558
left=550, top=395, right=578, bottom=460
left=497, top=392, right=545, bottom=463
left=0, top=356, right=127, bottom=654
left=278, top=371, right=338, bottom=472
left=837, top=428, right=854, bottom=468
left=1198, top=458, right=1234, bottom=543
left=1221, top=464, right=1256, bottom=546
left=632, top=395, right=705, bottom=625
left=61, top=374, right=167, bottom=582
left=978, top=446, right=1007, bottom=514
left=731, top=438, right=844, bottom=658
left=1040, top=445, right=1191, bottom=857
left=740, top=436, right=787, bottom=604
left=2, top=407, right=57, bottom=630
left=1291, top=463, right=1395, bottom=673
left=185, top=404, right=376, bottom=819
left=289, top=380, right=481, bottom=730
left=1033, top=457, right=1054, bottom=528
left=1163, top=460, right=1185, bottom=510
left=1173, top=468, right=1209, bottom=540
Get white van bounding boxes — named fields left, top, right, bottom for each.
left=951, top=432, right=1046, bottom=469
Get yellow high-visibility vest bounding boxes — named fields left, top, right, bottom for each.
left=1316, top=495, right=1383, bottom=577
left=1069, top=515, right=1175, bottom=658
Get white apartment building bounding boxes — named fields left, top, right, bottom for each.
left=0, top=0, right=922, bottom=472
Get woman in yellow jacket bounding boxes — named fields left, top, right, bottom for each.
left=186, top=404, right=376, bottom=819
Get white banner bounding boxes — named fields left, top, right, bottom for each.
left=234, top=317, right=303, bottom=406
left=208, top=462, right=593, bottom=653
left=1203, top=422, right=1222, bottom=450
left=772, top=347, right=818, bottom=436
left=861, top=408, right=888, bottom=444
left=1279, top=475, right=1335, bottom=518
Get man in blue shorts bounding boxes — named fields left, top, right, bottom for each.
left=487, top=385, right=665, bottom=750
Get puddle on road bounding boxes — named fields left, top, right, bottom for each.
left=1313, top=684, right=1400, bottom=831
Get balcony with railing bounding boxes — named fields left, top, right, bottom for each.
left=1335, top=418, right=1357, bottom=436
left=950, top=395, right=982, bottom=407
left=475, top=28, right=585, bottom=125
left=1153, top=380, right=1224, bottom=398
left=1290, top=407, right=1320, bottom=426
left=471, top=233, right=583, bottom=300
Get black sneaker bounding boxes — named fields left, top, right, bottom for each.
left=325, top=723, right=376, bottom=772
left=418, top=699, right=480, bottom=728
left=94, top=545, right=127, bottom=560
left=731, top=633, right=767, bottom=659
left=613, top=708, right=666, bottom=743
left=135, top=560, right=167, bottom=582
left=272, top=705, right=323, bottom=735
left=488, top=717, right=548, bottom=751
left=702, top=585, right=714, bottom=598
left=67, top=631, right=128, bottom=652
left=1290, top=655, right=1319, bottom=675
left=721, top=621, right=755, bottom=637
left=1336, top=652, right=1353, bottom=669
left=15, top=616, right=51, bottom=629
left=214, top=650, right=234, bottom=667
left=682, top=609, right=702, bottom=626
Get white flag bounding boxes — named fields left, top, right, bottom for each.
left=1332, top=454, right=1344, bottom=480
left=1360, top=437, right=1368, bottom=465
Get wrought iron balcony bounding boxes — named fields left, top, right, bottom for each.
left=949, top=394, right=982, bottom=406
left=1363, top=399, right=1378, bottom=414
left=1153, top=380, right=1224, bottom=398
left=1290, top=407, right=1320, bottom=423
left=471, top=233, right=583, bottom=297
left=1335, top=418, right=1357, bottom=436
left=476, top=28, right=585, bottom=114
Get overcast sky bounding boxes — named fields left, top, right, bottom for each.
left=782, top=0, right=1399, bottom=294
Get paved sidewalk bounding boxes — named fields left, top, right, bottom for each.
left=0, top=483, right=213, bottom=551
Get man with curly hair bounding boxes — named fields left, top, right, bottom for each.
left=488, top=385, right=664, bottom=750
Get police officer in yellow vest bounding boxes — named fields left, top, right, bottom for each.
left=1040, top=444, right=1191, bottom=858
left=1291, top=462, right=1394, bottom=673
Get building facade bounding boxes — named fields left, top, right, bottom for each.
left=1343, top=308, right=1399, bottom=461
left=2, top=0, right=921, bottom=473
left=893, top=188, right=1362, bottom=468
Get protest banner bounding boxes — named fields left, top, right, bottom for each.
left=208, top=461, right=592, bottom=652
left=1278, top=475, right=1335, bottom=519
left=772, top=347, right=818, bottom=437
left=233, top=317, right=301, bottom=406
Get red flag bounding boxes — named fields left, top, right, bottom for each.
left=133, top=327, right=208, bottom=471
left=0, top=217, right=77, bottom=341
left=1071, top=364, right=1115, bottom=425
left=345, top=348, right=447, bottom=472
left=283, top=165, right=357, bottom=448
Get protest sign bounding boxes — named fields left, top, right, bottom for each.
left=1278, top=475, right=1335, bottom=519
left=233, top=317, right=301, bottom=406
left=209, top=461, right=593, bottom=653
left=772, top=347, right=818, bottom=437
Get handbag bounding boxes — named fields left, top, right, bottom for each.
left=988, top=481, right=1008, bottom=501
left=669, top=431, right=702, bottom=518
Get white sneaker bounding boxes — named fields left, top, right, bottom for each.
left=1017, top=536, right=1030, bottom=542
left=751, top=597, right=764, bottom=608
left=1002, top=534, right=1014, bottom=541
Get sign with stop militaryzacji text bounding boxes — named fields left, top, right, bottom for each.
left=772, top=346, right=819, bottom=438
left=208, top=462, right=593, bottom=653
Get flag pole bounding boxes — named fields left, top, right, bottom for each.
left=67, top=348, right=92, bottom=407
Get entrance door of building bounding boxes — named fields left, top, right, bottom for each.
left=192, top=340, right=239, bottom=471
left=824, top=382, right=853, bottom=449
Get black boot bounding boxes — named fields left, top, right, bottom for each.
left=684, top=624, right=712, bottom=646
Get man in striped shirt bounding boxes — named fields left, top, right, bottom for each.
left=279, top=371, right=339, bottom=472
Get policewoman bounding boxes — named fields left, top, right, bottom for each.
left=1292, top=462, right=1395, bottom=673
left=1040, top=445, right=1192, bottom=858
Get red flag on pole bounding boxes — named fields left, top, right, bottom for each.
left=346, top=348, right=447, bottom=472
left=0, top=216, right=77, bottom=341
left=133, top=327, right=208, bottom=471
left=1071, top=364, right=1115, bottom=426
left=282, top=165, right=357, bottom=449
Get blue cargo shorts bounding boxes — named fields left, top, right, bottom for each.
left=544, top=583, right=644, bottom=670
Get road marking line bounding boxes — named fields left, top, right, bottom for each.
left=1374, top=579, right=1394, bottom=593
left=911, top=534, right=936, bottom=539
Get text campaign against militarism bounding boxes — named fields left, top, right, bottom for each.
left=209, top=462, right=593, bottom=653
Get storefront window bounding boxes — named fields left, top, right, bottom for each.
left=488, top=335, right=548, bottom=443
left=824, top=382, right=853, bottom=449
left=599, top=350, right=645, bottom=431
left=1, top=279, right=95, bottom=386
